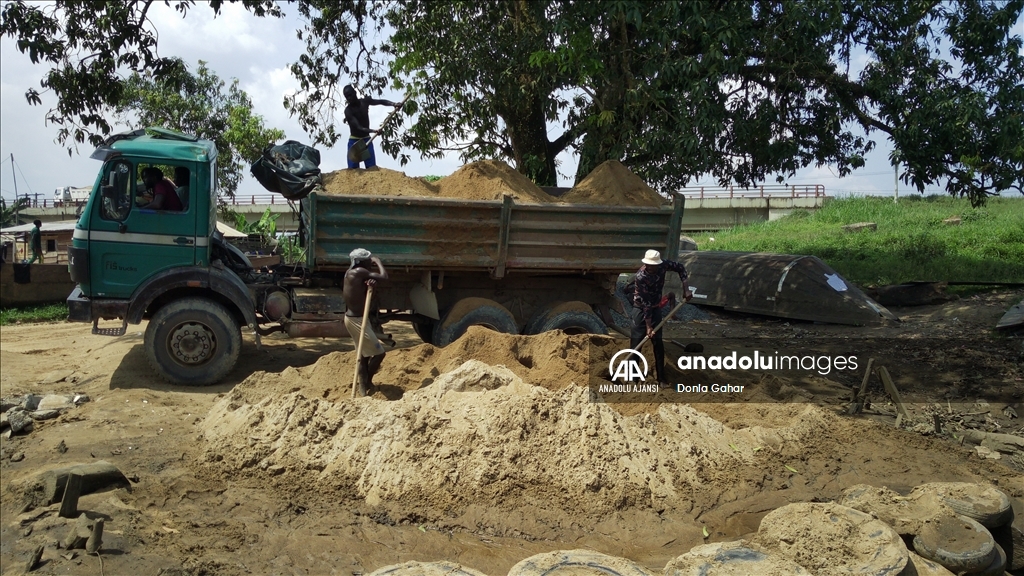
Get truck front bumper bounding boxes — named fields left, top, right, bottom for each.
left=67, top=287, right=130, bottom=324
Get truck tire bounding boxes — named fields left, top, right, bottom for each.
left=912, top=483, right=1014, bottom=528
left=432, top=297, right=518, bottom=347
left=508, top=549, right=654, bottom=576
left=525, top=301, right=607, bottom=336
left=368, top=560, right=487, bottom=576
left=145, top=297, right=241, bottom=386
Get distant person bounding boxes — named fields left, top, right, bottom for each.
left=27, top=219, right=43, bottom=264
left=631, top=249, right=692, bottom=386
left=140, top=167, right=183, bottom=211
left=343, top=84, right=401, bottom=169
left=172, top=166, right=190, bottom=208
left=343, top=248, right=389, bottom=396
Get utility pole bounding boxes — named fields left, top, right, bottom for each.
left=893, top=161, right=899, bottom=204
left=10, top=153, right=19, bottom=223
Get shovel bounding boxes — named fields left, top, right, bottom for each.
left=351, top=286, right=375, bottom=398
left=347, top=96, right=410, bottom=164
left=632, top=300, right=688, bottom=352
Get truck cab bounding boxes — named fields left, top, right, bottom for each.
left=67, top=128, right=257, bottom=385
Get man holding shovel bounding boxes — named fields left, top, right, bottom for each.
left=343, top=84, right=402, bottom=169
left=344, top=248, right=388, bottom=397
left=631, top=249, right=692, bottom=386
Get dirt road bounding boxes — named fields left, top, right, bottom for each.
left=1, top=289, right=1022, bottom=575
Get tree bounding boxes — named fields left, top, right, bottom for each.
left=0, top=196, right=32, bottom=227
left=4, top=0, right=1022, bottom=204
left=114, top=59, right=285, bottom=197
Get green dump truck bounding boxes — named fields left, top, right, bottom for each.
left=68, top=128, right=684, bottom=385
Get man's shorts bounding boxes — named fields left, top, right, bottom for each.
left=344, top=315, right=386, bottom=357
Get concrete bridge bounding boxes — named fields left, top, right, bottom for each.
left=14, top=185, right=827, bottom=233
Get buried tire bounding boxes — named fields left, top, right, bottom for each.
left=368, top=561, right=488, bottom=576
left=145, top=297, right=241, bottom=386
left=911, top=483, right=1014, bottom=529
left=912, top=515, right=997, bottom=573
left=525, top=301, right=606, bottom=336
left=412, top=318, right=435, bottom=344
left=432, top=297, right=518, bottom=347
left=508, top=549, right=654, bottom=576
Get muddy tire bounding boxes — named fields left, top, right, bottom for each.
left=367, top=561, right=488, bottom=576
left=912, top=515, right=997, bottom=573
left=145, top=298, right=241, bottom=386
left=525, top=301, right=606, bottom=336
left=902, top=551, right=956, bottom=576
left=432, top=297, right=518, bottom=347
left=664, top=541, right=811, bottom=575
left=508, top=549, right=654, bottom=576
left=912, top=483, right=1013, bottom=529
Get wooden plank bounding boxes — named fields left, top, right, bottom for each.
left=493, top=194, right=513, bottom=278
left=847, top=357, right=875, bottom=415
left=877, top=366, right=909, bottom=421
left=58, top=472, right=82, bottom=518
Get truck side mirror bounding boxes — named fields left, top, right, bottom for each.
left=101, top=185, right=116, bottom=200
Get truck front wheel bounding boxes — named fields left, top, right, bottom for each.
left=432, top=297, right=518, bottom=347
left=144, top=297, right=241, bottom=386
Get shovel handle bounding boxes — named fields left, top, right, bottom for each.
left=351, top=286, right=375, bottom=399
left=367, top=95, right=411, bottom=145
left=633, top=300, right=687, bottom=351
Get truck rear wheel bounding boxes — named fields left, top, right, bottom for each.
left=525, top=301, right=607, bottom=336
left=145, top=297, right=241, bottom=386
left=432, top=297, right=518, bottom=347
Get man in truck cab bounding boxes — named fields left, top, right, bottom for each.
left=139, top=167, right=183, bottom=211
left=343, top=248, right=389, bottom=397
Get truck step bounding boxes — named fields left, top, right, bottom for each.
left=92, top=320, right=127, bottom=337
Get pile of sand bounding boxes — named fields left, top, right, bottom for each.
left=561, top=160, right=667, bottom=207
left=320, top=166, right=438, bottom=198
left=318, top=159, right=667, bottom=208
left=199, top=327, right=852, bottom=525
left=437, top=160, right=555, bottom=203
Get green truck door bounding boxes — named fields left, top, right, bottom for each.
left=87, top=159, right=198, bottom=298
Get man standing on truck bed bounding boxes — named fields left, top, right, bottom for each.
left=632, top=249, right=692, bottom=385
left=343, top=84, right=401, bottom=169
left=344, top=248, right=389, bottom=397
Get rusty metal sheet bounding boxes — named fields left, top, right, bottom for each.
left=670, top=251, right=897, bottom=326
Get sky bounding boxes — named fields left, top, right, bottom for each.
left=1, top=3, right=1019, bottom=205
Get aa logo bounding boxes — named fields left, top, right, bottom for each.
left=609, top=349, right=648, bottom=382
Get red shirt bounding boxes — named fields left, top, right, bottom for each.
left=153, top=178, right=183, bottom=211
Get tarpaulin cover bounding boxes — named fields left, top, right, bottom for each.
left=250, top=141, right=322, bottom=200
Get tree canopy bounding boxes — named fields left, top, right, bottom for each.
left=114, top=59, right=285, bottom=196
left=3, top=0, right=1022, bottom=205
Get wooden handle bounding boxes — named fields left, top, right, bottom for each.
left=351, top=286, right=375, bottom=399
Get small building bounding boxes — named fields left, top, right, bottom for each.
left=0, top=220, right=78, bottom=264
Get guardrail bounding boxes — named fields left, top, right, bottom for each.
left=681, top=185, right=826, bottom=198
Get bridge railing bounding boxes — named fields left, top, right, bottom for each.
left=680, top=184, right=826, bottom=198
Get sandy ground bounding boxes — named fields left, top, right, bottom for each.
left=1, top=288, right=1022, bottom=575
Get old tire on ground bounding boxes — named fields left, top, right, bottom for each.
left=911, top=483, right=1013, bottom=528
left=412, top=319, right=435, bottom=344
left=367, top=561, right=487, bottom=576
left=525, top=301, right=606, bottom=336
left=432, top=297, right=518, bottom=347
left=664, top=541, right=811, bottom=575
left=145, top=297, right=241, bottom=386
left=752, top=502, right=908, bottom=575
left=912, top=515, right=997, bottom=573
left=507, top=549, right=654, bottom=576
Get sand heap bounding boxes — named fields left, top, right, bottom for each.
left=437, top=160, right=555, bottom=203
left=561, top=160, right=667, bottom=207
left=318, top=159, right=667, bottom=207
left=199, top=327, right=853, bottom=526
left=320, top=166, right=439, bottom=198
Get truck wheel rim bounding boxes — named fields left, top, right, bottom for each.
left=170, top=322, right=216, bottom=365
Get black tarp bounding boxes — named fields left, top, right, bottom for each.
left=250, top=141, right=322, bottom=200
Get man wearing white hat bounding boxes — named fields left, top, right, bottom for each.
left=631, top=249, right=692, bottom=384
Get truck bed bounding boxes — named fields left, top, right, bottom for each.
left=302, top=193, right=684, bottom=276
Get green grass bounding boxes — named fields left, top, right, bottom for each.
left=689, top=196, right=1024, bottom=286
left=0, top=303, right=70, bottom=326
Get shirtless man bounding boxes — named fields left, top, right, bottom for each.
left=343, top=248, right=388, bottom=396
